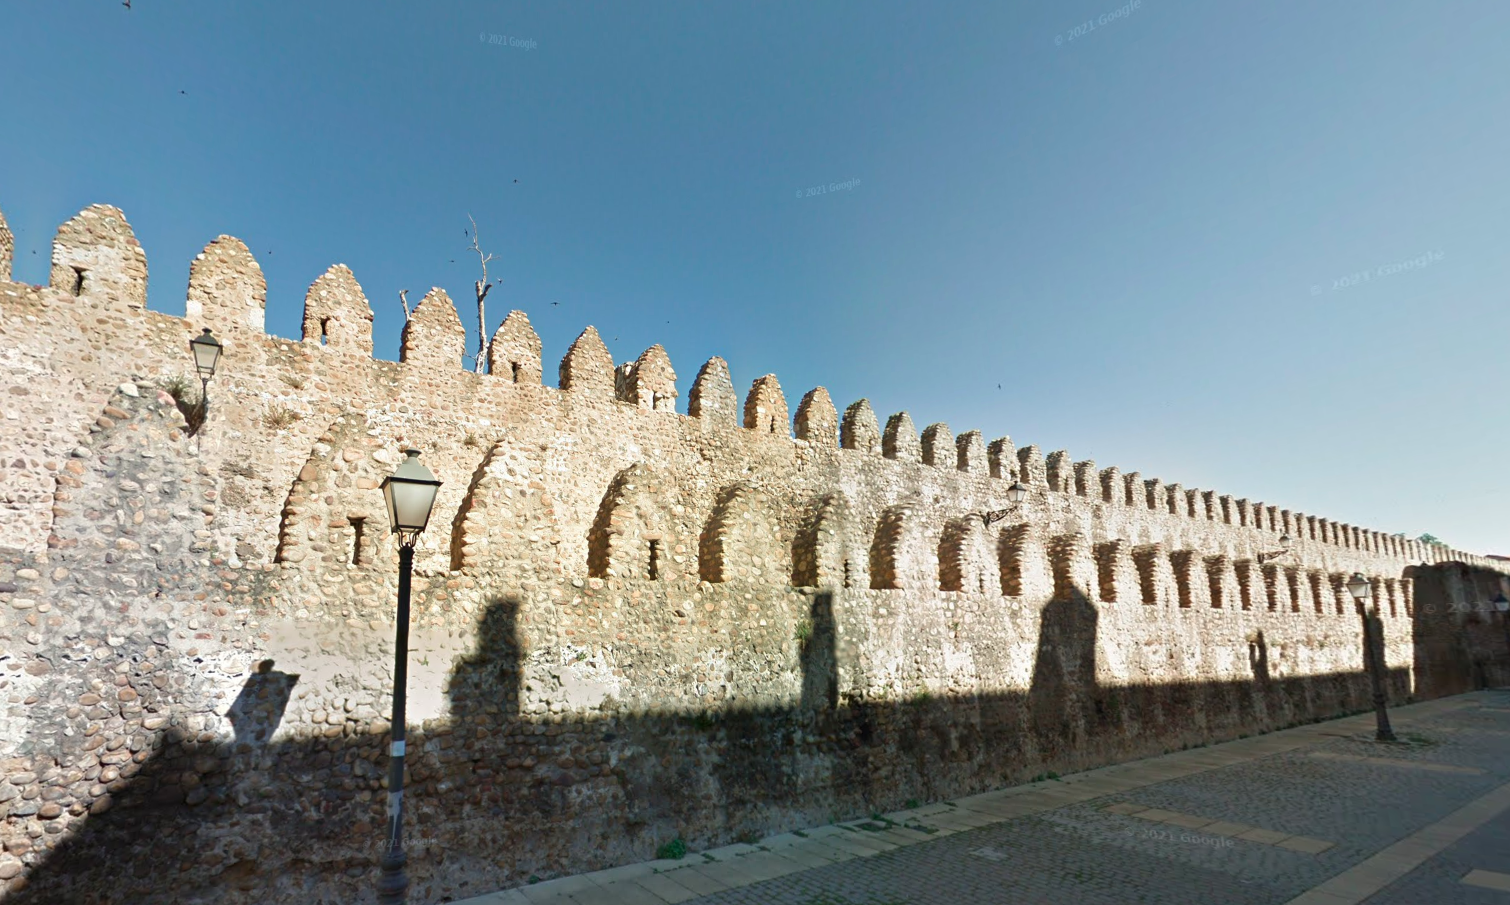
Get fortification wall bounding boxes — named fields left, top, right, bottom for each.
left=0, top=200, right=1506, bottom=904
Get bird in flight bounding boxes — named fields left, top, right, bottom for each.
left=997, top=384, right=1002, bottom=390
left=551, top=301, right=559, bottom=306
left=123, top=0, right=130, bottom=8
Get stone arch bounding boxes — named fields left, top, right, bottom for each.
left=699, top=484, right=786, bottom=584
left=1132, top=543, right=1166, bottom=605
left=449, top=436, right=561, bottom=575
left=488, top=310, right=543, bottom=384
left=795, top=387, right=838, bottom=448
left=689, top=356, right=738, bottom=426
left=744, top=374, right=789, bottom=435
left=399, top=288, right=467, bottom=370
left=841, top=399, right=881, bottom=454
left=587, top=464, right=680, bottom=581
left=939, top=517, right=998, bottom=595
left=792, top=493, right=860, bottom=589
left=301, top=264, right=374, bottom=356
left=869, top=503, right=931, bottom=590
left=1048, top=532, right=1094, bottom=601
left=274, top=423, right=393, bottom=571
left=185, top=235, right=266, bottom=334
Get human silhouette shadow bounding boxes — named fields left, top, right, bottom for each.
left=1249, top=631, right=1270, bottom=685
left=799, top=592, right=838, bottom=712
left=226, top=659, right=299, bottom=745
left=1028, top=585, right=1100, bottom=762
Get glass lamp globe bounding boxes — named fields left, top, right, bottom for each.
left=381, top=449, right=442, bottom=541
left=189, top=328, right=223, bottom=380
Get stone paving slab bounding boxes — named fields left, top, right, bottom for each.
left=455, top=691, right=1508, bottom=905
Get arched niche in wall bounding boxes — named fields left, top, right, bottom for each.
left=587, top=463, right=686, bottom=581
left=699, top=483, right=787, bottom=584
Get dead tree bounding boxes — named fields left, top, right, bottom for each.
left=465, top=214, right=501, bottom=373
left=398, top=289, right=411, bottom=322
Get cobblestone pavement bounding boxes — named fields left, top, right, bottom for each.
left=462, top=691, right=1510, bottom=905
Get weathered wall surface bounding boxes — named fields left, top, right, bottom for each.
left=0, top=200, right=1507, bottom=904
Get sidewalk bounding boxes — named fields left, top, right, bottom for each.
left=457, top=691, right=1510, bottom=905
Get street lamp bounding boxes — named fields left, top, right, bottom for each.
left=1257, top=534, right=1293, bottom=565
left=377, top=450, right=442, bottom=905
left=188, top=327, right=223, bottom=423
left=1494, top=593, right=1510, bottom=664
left=1348, top=572, right=1395, bottom=742
left=979, top=481, right=1029, bottom=529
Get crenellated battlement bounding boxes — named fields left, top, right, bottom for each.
left=0, top=198, right=1503, bottom=582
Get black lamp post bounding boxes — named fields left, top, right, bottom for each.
left=1348, top=572, right=1395, bottom=742
left=189, top=327, right=223, bottom=421
left=1494, top=592, right=1510, bottom=665
left=1257, top=534, right=1293, bottom=565
left=376, top=450, right=442, bottom=905
left=980, top=481, right=1029, bottom=529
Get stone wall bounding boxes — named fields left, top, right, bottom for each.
left=1, top=199, right=1507, bottom=904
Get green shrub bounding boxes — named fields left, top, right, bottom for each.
left=656, top=837, right=687, bottom=860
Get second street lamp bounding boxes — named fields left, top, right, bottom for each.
left=1257, top=534, right=1293, bottom=565
left=979, top=481, right=1029, bottom=529
left=188, top=327, right=223, bottom=428
left=376, top=449, right=442, bottom=905
left=1348, top=572, right=1395, bottom=742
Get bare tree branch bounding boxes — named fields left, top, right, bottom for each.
left=467, top=213, right=497, bottom=373
left=398, top=289, right=411, bottom=322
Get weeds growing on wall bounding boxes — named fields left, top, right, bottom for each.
left=158, top=375, right=206, bottom=436
left=263, top=405, right=301, bottom=430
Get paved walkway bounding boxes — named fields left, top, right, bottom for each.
left=457, top=690, right=1510, bottom=905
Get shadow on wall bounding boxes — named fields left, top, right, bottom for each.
left=1410, top=562, right=1510, bottom=698
left=8, top=588, right=1409, bottom=905
left=225, top=660, right=299, bottom=746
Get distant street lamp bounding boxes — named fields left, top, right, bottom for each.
left=376, top=450, right=442, bottom=905
left=1257, top=534, right=1294, bottom=565
left=1348, top=572, right=1395, bottom=742
left=1494, top=593, right=1510, bottom=663
left=188, top=327, right=222, bottom=419
left=980, top=482, right=1029, bottom=529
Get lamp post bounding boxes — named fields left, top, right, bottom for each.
left=1494, top=592, right=1510, bottom=666
left=377, top=450, right=442, bottom=905
left=188, top=327, right=223, bottom=422
left=1348, top=572, right=1395, bottom=742
left=979, top=481, right=1029, bottom=529
left=1257, top=534, right=1293, bottom=565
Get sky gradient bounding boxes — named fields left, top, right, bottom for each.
left=2, top=0, right=1506, bottom=553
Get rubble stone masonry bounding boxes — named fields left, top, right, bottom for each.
left=0, top=200, right=1507, bottom=904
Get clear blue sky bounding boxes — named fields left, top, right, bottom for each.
left=3, top=1, right=1507, bottom=554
